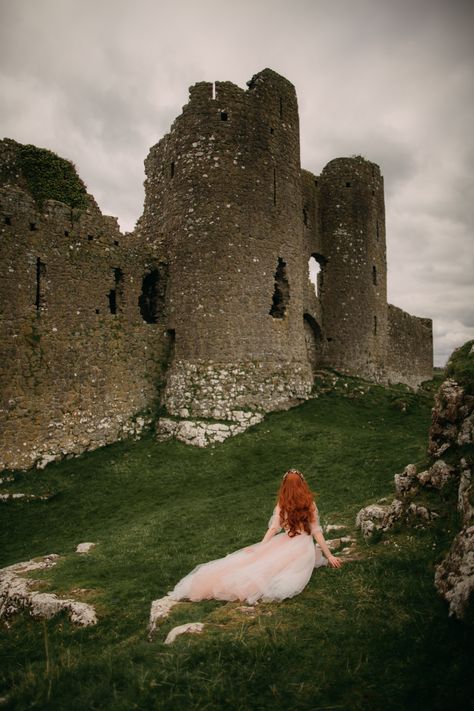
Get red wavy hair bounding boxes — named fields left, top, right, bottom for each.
left=277, top=470, right=317, bottom=537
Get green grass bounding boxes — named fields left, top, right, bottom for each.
left=445, top=339, right=474, bottom=394
left=1, top=376, right=472, bottom=710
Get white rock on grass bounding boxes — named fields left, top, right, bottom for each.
left=148, top=595, right=180, bottom=638
left=76, top=542, right=96, bottom=554
left=164, top=622, right=205, bottom=645
left=0, top=554, right=98, bottom=627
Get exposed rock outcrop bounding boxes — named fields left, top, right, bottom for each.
left=0, top=554, right=98, bottom=627
left=356, top=340, right=474, bottom=620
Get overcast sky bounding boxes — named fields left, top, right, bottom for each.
left=1, top=0, right=473, bottom=366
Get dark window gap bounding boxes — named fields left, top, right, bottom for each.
left=30, top=222, right=37, bottom=231
left=273, top=169, right=277, bottom=206
left=269, top=257, right=289, bottom=319
left=372, top=265, right=377, bottom=285
left=35, top=257, right=46, bottom=309
left=220, top=111, right=228, bottom=121
left=170, top=162, right=175, bottom=178
left=4, top=216, right=12, bottom=225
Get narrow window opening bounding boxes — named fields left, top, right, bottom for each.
left=314, top=179, right=318, bottom=187
left=139, top=266, right=168, bottom=324
left=372, top=265, right=377, bottom=285
left=4, top=216, right=12, bottom=225
left=270, top=127, right=274, bottom=134
left=269, top=257, right=289, bottom=319
left=95, top=309, right=100, bottom=314
left=220, top=111, right=228, bottom=121
left=376, top=219, right=379, bottom=240
left=170, top=162, right=175, bottom=178
left=35, top=257, right=46, bottom=310
left=303, top=208, right=308, bottom=226
left=114, top=240, right=119, bottom=246
left=345, top=181, right=351, bottom=188
left=327, top=337, right=333, bottom=342
left=308, top=255, right=322, bottom=297
left=88, top=235, right=93, bottom=241
left=30, top=222, right=37, bottom=231
left=273, top=169, right=277, bottom=206
left=108, top=289, right=117, bottom=314
left=279, top=96, right=283, bottom=118
left=373, top=315, right=377, bottom=335
left=64, top=230, right=69, bottom=236
left=108, top=267, right=124, bottom=315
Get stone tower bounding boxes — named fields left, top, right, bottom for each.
left=137, top=69, right=314, bottom=418
left=318, top=157, right=388, bottom=380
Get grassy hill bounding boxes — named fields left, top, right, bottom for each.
left=1, top=373, right=472, bottom=710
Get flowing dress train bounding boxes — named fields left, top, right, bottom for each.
left=168, top=503, right=328, bottom=605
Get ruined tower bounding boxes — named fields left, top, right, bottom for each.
left=138, top=69, right=314, bottom=418
left=318, top=157, right=388, bottom=380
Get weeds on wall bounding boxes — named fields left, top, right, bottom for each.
left=18, top=145, right=89, bottom=210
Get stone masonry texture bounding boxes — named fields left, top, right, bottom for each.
left=0, top=68, right=433, bottom=470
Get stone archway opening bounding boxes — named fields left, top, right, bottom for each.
left=303, top=313, right=324, bottom=375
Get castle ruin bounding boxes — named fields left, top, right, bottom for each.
left=0, top=68, right=433, bottom=470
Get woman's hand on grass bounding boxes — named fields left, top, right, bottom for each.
left=328, top=554, right=343, bottom=568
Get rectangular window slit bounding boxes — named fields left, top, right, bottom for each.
left=220, top=111, right=228, bottom=121
left=4, top=216, right=12, bottom=225
left=273, top=169, right=277, bottom=206
left=170, top=162, right=175, bottom=178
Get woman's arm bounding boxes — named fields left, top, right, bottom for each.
left=313, top=529, right=343, bottom=568
left=261, top=504, right=281, bottom=543
left=311, top=503, right=343, bottom=568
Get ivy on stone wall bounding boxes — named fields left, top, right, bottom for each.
left=18, top=144, right=89, bottom=209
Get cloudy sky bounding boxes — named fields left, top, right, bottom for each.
left=1, top=0, right=473, bottom=366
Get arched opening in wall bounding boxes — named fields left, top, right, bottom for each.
left=269, top=257, right=289, bottom=319
left=108, top=267, right=124, bottom=315
left=308, top=256, right=321, bottom=297
left=139, top=266, right=167, bottom=324
left=303, top=313, right=324, bottom=376
left=308, top=253, right=327, bottom=298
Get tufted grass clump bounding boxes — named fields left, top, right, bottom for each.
left=18, top=144, right=89, bottom=210
left=0, top=376, right=472, bottom=710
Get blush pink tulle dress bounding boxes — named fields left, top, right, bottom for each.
left=168, top=503, right=328, bottom=605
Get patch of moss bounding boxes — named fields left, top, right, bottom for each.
left=445, top=339, right=474, bottom=395
left=18, top=144, right=89, bottom=210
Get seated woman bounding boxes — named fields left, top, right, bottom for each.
left=168, top=469, right=342, bottom=605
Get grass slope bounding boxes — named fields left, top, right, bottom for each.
left=1, top=375, right=472, bottom=710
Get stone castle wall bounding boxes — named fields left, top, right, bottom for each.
left=386, top=305, right=433, bottom=388
left=0, top=141, right=169, bottom=471
left=0, top=68, right=434, bottom=469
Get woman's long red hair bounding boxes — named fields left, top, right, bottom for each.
left=277, top=470, right=316, bottom=537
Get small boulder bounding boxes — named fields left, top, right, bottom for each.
left=76, top=542, right=96, bottom=554
left=394, top=464, right=419, bottom=497
left=164, top=622, right=205, bottom=645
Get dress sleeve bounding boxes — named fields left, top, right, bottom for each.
left=268, top=504, right=282, bottom=532
left=310, top=503, right=323, bottom=535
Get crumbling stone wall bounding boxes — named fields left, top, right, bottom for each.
left=0, top=140, right=168, bottom=471
left=386, top=305, right=433, bottom=387
left=1, top=68, right=434, bottom=467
